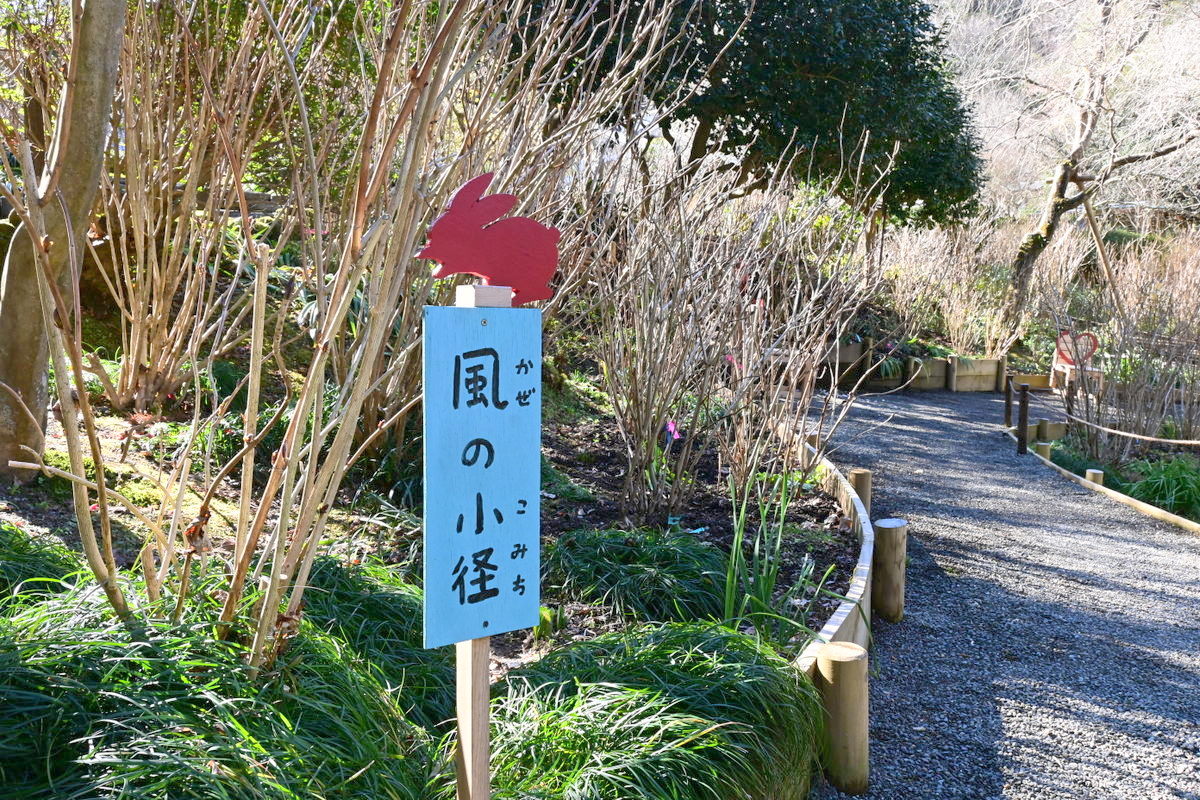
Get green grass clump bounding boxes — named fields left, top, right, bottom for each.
left=0, top=522, right=82, bottom=606
left=303, top=556, right=454, bottom=730
left=495, top=622, right=821, bottom=799
left=1124, top=455, right=1200, bottom=520
left=1049, top=442, right=1128, bottom=493
left=541, top=456, right=594, bottom=503
left=0, top=586, right=447, bottom=799
left=492, top=680, right=744, bottom=799
left=545, top=528, right=726, bottom=622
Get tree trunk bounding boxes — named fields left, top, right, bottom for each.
left=0, top=0, right=127, bottom=482
left=1000, top=159, right=1086, bottom=338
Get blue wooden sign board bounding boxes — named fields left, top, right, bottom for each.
left=423, top=306, right=541, bottom=649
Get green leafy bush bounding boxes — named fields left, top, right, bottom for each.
left=544, top=528, right=726, bottom=621
left=1049, top=442, right=1128, bottom=494
left=1124, top=455, right=1200, bottom=520
left=303, top=557, right=454, bottom=729
left=496, top=623, right=821, bottom=800
left=0, top=587, right=445, bottom=799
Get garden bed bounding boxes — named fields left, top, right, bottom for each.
left=0, top=372, right=862, bottom=798
left=492, top=376, right=862, bottom=672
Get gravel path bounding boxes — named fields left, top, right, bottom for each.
left=810, top=391, right=1200, bottom=800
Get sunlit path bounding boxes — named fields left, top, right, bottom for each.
left=813, top=391, right=1200, bottom=800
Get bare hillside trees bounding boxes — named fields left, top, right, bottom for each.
left=938, top=0, right=1200, bottom=333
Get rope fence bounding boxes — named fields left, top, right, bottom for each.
left=1003, top=375, right=1200, bottom=449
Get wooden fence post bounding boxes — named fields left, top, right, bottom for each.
left=815, top=642, right=869, bottom=795
left=995, top=355, right=1007, bottom=393
left=849, top=468, right=872, bottom=519
left=872, top=518, right=908, bottom=623
left=1035, top=442, right=1051, bottom=459
left=1003, top=374, right=1013, bottom=428
left=1085, top=469, right=1105, bottom=486
left=1036, top=418, right=1049, bottom=441
left=1017, top=384, right=1030, bottom=455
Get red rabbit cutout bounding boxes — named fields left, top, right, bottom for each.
left=417, top=172, right=560, bottom=305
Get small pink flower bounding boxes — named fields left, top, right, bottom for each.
left=89, top=503, right=99, bottom=512
left=666, top=420, right=681, bottom=441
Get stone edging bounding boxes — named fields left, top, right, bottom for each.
left=1004, top=426, right=1200, bottom=536
left=795, top=442, right=875, bottom=677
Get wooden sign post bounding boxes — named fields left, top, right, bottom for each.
left=420, top=173, right=558, bottom=800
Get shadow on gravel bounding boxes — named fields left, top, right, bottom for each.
left=812, top=391, right=1200, bottom=800
left=816, top=555, right=1200, bottom=799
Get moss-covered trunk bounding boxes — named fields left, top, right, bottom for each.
left=1000, top=159, right=1086, bottom=341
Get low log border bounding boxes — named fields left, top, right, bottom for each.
left=1005, top=426, right=1200, bottom=536
left=794, top=440, right=876, bottom=677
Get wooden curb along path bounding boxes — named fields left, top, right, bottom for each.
left=789, top=432, right=910, bottom=795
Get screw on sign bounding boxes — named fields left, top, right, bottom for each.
left=421, top=173, right=557, bottom=800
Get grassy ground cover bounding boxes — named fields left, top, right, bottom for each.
left=1050, top=440, right=1200, bottom=522
left=0, top=332, right=849, bottom=799
left=0, top=520, right=825, bottom=799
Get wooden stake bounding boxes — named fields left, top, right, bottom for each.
left=1003, top=374, right=1013, bottom=428
left=1082, top=194, right=1126, bottom=321
left=451, top=284, right=511, bottom=800
left=872, top=518, right=907, bottom=623
left=1035, top=442, right=1052, bottom=459
left=995, top=355, right=1007, bottom=393
left=815, top=641, right=869, bottom=795
left=1036, top=418, right=1049, bottom=442
left=849, top=468, right=872, bottom=519
left=456, top=284, right=512, bottom=308
left=946, top=355, right=959, bottom=392
left=1017, top=384, right=1030, bottom=455
left=1085, top=468, right=1105, bottom=486
left=455, top=637, right=491, bottom=800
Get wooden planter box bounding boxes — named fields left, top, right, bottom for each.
left=907, top=357, right=948, bottom=390
left=825, top=341, right=864, bottom=367
left=953, top=357, right=1002, bottom=392
left=907, top=356, right=1002, bottom=392
left=1012, top=373, right=1052, bottom=391
left=861, top=377, right=903, bottom=392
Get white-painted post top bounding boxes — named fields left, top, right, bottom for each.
left=456, top=284, right=513, bottom=308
